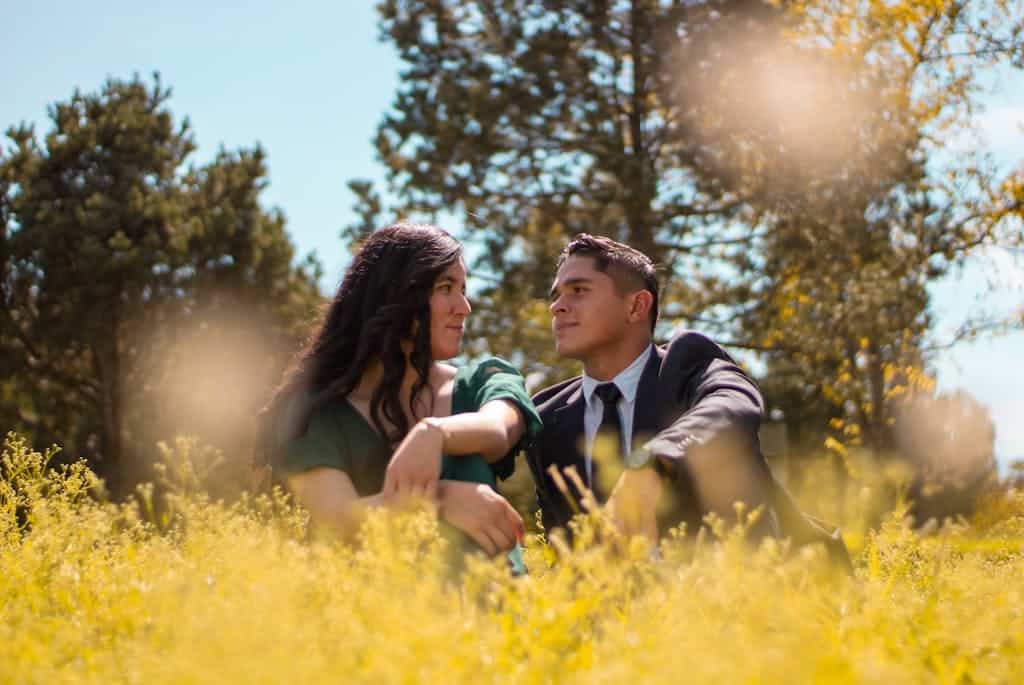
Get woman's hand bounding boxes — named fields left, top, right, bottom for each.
left=382, top=419, right=446, bottom=501
left=438, top=481, right=524, bottom=556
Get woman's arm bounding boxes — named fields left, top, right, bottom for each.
left=288, top=467, right=394, bottom=536
left=430, top=398, right=526, bottom=462
left=288, top=466, right=522, bottom=555
left=382, top=399, right=525, bottom=497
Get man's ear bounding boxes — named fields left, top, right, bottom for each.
left=628, top=290, right=654, bottom=324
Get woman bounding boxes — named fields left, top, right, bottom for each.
left=260, top=223, right=540, bottom=558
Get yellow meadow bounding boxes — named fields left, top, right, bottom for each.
left=2, top=434, right=1022, bottom=684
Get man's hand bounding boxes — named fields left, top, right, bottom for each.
left=438, top=481, right=524, bottom=556
left=606, top=466, right=662, bottom=542
left=383, top=419, right=444, bottom=501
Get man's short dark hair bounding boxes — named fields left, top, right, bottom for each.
left=558, top=234, right=659, bottom=332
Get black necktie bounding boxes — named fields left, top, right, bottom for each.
left=594, top=382, right=625, bottom=461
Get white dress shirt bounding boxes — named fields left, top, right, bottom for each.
left=581, top=344, right=653, bottom=484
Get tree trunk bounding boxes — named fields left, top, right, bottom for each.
left=93, top=330, right=124, bottom=499
left=626, top=0, right=655, bottom=259
left=868, top=342, right=888, bottom=455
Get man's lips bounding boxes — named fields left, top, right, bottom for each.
left=554, top=322, right=578, bottom=334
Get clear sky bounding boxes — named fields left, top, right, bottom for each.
left=3, top=2, right=1023, bottom=466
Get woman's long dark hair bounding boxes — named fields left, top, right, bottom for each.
left=259, top=223, right=463, bottom=466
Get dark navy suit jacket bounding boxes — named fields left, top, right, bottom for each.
left=525, top=331, right=775, bottom=537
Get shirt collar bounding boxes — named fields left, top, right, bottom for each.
left=582, top=344, right=653, bottom=407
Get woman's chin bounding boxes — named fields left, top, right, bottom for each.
left=431, top=343, right=461, bottom=361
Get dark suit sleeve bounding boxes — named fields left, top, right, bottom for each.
left=643, top=353, right=764, bottom=464
left=526, top=380, right=579, bottom=535
left=640, top=334, right=771, bottom=522
left=525, top=439, right=561, bottom=535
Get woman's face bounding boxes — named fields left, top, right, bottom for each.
left=428, top=259, right=471, bottom=360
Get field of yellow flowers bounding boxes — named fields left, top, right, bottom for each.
left=3, top=433, right=1023, bottom=684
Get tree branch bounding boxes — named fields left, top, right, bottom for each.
left=655, top=228, right=768, bottom=254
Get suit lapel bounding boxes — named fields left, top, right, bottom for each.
left=547, top=347, right=667, bottom=501
left=541, top=346, right=666, bottom=509
left=550, top=384, right=588, bottom=493
left=631, top=344, right=666, bottom=448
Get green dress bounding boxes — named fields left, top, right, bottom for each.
left=277, top=358, right=540, bottom=559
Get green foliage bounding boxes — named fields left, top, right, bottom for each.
left=354, top=0, right=1024, bottom=445
left=895, top=390, right=1000, bottom=522
left=728, top=0, right=1024, bottom=455
left=356, top=0, right=782, bottom=381
left=3, top=435, right=1024, bottom=683
left=0, top=74, right=322, bottom=496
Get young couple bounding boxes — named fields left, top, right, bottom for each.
left=262, top=223, right=805, bottom=557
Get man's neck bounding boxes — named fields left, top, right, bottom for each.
left=582, top=335, right=652, bottom=381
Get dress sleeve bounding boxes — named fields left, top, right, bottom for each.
left=466, top=357, right=543, bottom=480
left=277, top=400, right=351, bottom=476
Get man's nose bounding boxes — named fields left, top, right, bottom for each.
left=549, top=296, right=567, bottom=315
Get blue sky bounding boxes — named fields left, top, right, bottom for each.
left=3, top=2, right=1023, bottom=466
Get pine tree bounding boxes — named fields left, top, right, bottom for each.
left=0, top=75, right=321, bottom=496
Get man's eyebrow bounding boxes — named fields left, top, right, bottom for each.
left=549, top=277, right=592, bottom=300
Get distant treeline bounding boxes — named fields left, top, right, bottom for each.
left=3, top=1, right=1023, bottom=518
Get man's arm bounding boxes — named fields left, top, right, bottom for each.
left=641, top=335, right=773, bottom=525
left=646, top=356, right=764, bottom=460
left=606, top=465, right=662, bottom=542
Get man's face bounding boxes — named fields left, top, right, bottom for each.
left=428, top=259, right=471, bottom=360
left=549, top=255, right=632, bottom=360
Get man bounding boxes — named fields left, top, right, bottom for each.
left=526, top=234, right=804, bottom=546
